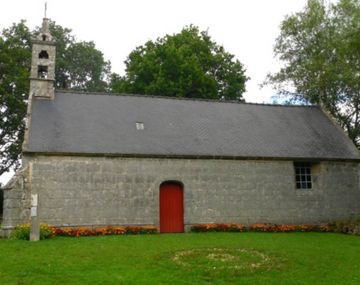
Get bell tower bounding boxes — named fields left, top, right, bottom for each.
left=29, top=14, right=56, bottom=99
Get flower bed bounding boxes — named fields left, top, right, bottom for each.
left=52, top=225, right=158, bottom=237
left=190, top=223, right=334, bottom=233
left=190, top=224, right=246, bottom=232
left=11, top=219, right=358, bottom=240
left=10, top=224, right=158, bottom=240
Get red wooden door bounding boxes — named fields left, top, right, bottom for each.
left=160, top=182, right=184, bottom=233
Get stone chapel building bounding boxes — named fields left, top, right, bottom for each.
left=1, top=17, right=360, bottom=236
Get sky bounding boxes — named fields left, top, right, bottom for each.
left=0, top=0, right=312, bottom=184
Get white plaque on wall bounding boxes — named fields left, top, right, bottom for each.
left=31, top=194, right=38, bottom=207
left=31, top=206, right=37, bottom=217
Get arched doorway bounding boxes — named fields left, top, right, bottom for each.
left=159, top=181, right=184, bottom=233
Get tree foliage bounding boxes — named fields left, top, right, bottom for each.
left=111, top=25, right=248, bottom=100
left=0, top=20, right=111, bottom=176
left=39, top=22, right=111, bottom=91
left=0, top=21, right=31, bottom=175
left=265, top=0, right=360, bottom=147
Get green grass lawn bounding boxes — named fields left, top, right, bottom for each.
left=0, top=232, right=359, bottom=284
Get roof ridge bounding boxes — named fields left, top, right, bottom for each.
left=55, top=89, right=318, bottom=108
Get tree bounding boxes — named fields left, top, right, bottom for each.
left=40, top=22, right=111, bottom=91
left=265, top=0, right=360, bottom=147
left=0, top=20, right=111, bottom=176
left=111, top=25, right=248, bottom=100
left=0, top=21, right=30, bottom=176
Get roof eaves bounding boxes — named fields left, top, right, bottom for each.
left=23, top=150, right=360, bottom=162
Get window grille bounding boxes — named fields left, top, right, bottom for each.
left=294, top=162, right=312, bottom=189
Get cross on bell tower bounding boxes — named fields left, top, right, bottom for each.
left=29, top=8, right=56, bottom=99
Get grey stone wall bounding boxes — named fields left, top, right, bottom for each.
left=29, top=40, right=56, bottom=99
left=2, top=155, right=360, bottom=231
left=29, top=79, right=55, bottom=99
left=1, top=167, right=31, bottom=236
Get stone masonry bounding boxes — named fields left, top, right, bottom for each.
left=29, top=17, right=56, bottom=99
left=2, top=155, right=359, bottom=235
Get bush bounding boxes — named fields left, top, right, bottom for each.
left=124, top=225, right=159, bottom=235
left=191, top=224, right=246, bottom=233
left=10, top=224, right=53, bottom=240
left=10, top=224, right=30, bottom=240
left=52, top=225, right=157, bottom=237
left=10, top=224, right=158, bottom=239
left=190, top=223, right=335, bottom=233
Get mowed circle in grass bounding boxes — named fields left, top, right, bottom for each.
left=172, top=248, right=278, bottom=274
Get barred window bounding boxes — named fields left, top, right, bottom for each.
left=294, top=162, right=312, bottom=189
left=38, top=65, right=48, bottom=79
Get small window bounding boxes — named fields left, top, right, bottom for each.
left=42, top=35, right=47, bottom=41
left=39, top=50, right=49, bottom=59
left=38, top=65, right=48, bottom=79
left=136, top=122, right=144, bottom=130
left=294, top=162, right=312, bottom=189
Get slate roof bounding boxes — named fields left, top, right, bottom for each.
left=25, top=91, right=360, bottom=160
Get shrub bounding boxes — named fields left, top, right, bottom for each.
left=10, top=224, right=30, bottom=240
left=125, top=226, right=143, bottom=234
left=190, top=224, right=208, bottom=232
left=110, top=226, right=127, bottom=235
left=191, top=224, right=246, bottom=233
left=10, top=224, right=158, bottom=239
left=190, top=223, right=337, bottom=233
left=125, top=225, right=158, bottom=234
left=140, top=226, right=158, bottom=234
left=40, top=223, right=54, bottom=239
left=10, top=223, right=54, bottom=240
left=51, top=225, right=157, bottom=237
